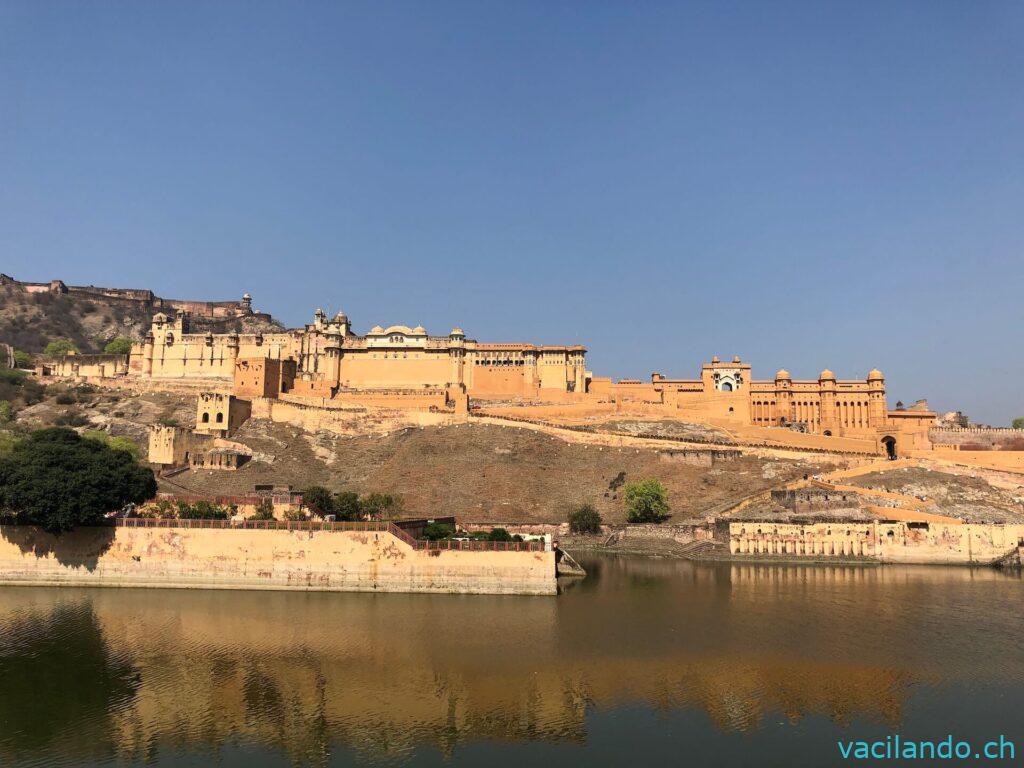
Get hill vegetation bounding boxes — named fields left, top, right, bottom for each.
left=0, top=283, right=283, bottom=355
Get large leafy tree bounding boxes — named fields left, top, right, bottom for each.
left=0, top=428, right=156, bottom=533
left=624, top=479, right=670, bottom=523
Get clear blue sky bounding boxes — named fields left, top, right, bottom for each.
left=2, top=2, right=1022, bottom=424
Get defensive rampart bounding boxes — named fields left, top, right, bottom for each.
left=0, top=520, right=556, bottom=595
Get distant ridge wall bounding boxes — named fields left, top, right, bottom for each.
left=929, top=427, right=1024, bottom=448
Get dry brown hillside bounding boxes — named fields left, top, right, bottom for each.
left=161, top=419, right=835, bottom=524
left=0, top=283, right=283, bottom=355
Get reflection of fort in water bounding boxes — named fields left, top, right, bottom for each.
left=0, top=559, right=1021, bottom=764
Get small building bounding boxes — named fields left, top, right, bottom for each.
left=195, top=393, right=251, bottom=437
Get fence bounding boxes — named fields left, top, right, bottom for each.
left=114, top=517, right=546, bottom=552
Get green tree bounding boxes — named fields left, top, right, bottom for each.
left=1013, top=417, right=1024, bottom=430
left=486, top=527, right=514, bottom=542
left=333, top=491, right=360, bottom=521
left=568, top=503, right=603, bottom=534
left=0, top=427, right=156, bottom=533
left=103, top=337, right=133, bottom=355
left=43, top=339, right=78, bottom=358
left=13, top=351, right=32, bottom=369
left=250, top=497, right=275, bottom=521
left=83, top=430, right=141, bottom=461
left=359, top=492, right=402, bottom=520
left=624, top=479, right=670, bottom=523
left=302, top=485, right=334, bottom=516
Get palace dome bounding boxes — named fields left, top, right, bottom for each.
left=332, top=310, right=348, bottom=322
left=369, top=325, right=385, bottom=334
left=412, top=326, right=426, bottom=334
left=867, top=368, right=884, bottom=381
left=450, top=327, right=465, bottom=336
left=819, top=368, right=835, bottom=380
left=775, top=369, right=791, bottom=380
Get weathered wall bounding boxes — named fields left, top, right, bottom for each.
left=729, top=521, right=1024, bottom=565
left=0, top=525, right=556, bottom=595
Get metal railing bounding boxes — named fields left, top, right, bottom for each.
left=114, top=517, right=546, bottom=552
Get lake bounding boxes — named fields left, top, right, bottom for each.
left=1, top=554, right=1022, bottom=767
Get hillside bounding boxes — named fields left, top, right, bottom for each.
left=0, top=282, right=283, bottom=355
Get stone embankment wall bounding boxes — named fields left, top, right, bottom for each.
left=0, top=525, right=556, bottom=595
left=729, top=521, right=1024, bottom=565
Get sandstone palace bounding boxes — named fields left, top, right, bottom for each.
left=23, top=279, right=937, bottom=458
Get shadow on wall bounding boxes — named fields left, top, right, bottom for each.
left=0, top=525, right=116, bottom=570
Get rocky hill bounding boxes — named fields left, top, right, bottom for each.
left=0, top=280, right=283, bottom=355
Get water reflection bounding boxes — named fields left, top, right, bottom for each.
left=0, top=557, right=1021, bottom=766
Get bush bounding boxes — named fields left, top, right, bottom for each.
left=302, top=485, right=334, bottom=516
left=176, top=500, right=229, bottom=520
left=568, top=503, right=603, bottom=534
left=423, top=522, right=454, bottom=540
left=54, top=411, right=88, bottom=427
left=43, top=339, right=78, bottom=358
left=0, top=427, right=156, bottom=533
left=1013, top=417, right=1024, bottom=430
left=284, top=508, right=310, bottom=522
left=251, top=497, right=275, bottom=521
left=13, top=351, right=32, bottom=369
left=0, top=401, right=13, bottom=424
left=0, top=369, right=25, bottom=386
left=55, top=392, right=76, bottom=405
left=624, top=479, right=670, bottom=523
left=103, top=337, right=133, bottom=355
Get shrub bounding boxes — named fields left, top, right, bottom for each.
left=103, top=337, right=133, bottom=355
left=568, top=503, right=603, bottom=534
left=485, top=528, right=512, bottom=544
left=624, top=479, right=670, bottom=523
left=423, top=522, right=454, bottom=540
left=176, top=500, right=229, bottom=520
left=55, top=392, right=76, bottom=405
left=1012, top=417, right=1024, bottom=430
left=0, top=427, right=156, bottom=533
left=251, top=497, right=275, bottom=521
left=54, top=411, right=88, bottom=427
left=43, top=339, right=78, bottom=358
left=284, top=508, right=309, bottom=522
left=13, top=351, right=32, bottom=369
left=0, top=401, right=13, bottom=424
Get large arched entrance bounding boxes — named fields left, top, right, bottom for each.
left=881, top=436, right=897, bottom=460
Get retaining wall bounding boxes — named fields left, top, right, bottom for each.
left=0, top=524, right=556, bottom=595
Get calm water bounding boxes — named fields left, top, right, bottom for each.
left=1, top=556, right=1023, bottom=767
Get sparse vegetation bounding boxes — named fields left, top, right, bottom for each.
left=103, top=337, right=133, bottom=355
left=13, top=351, right=31, bottom=369
left=568, top=503, right=603, bottom=534
left=83, top=430, right=142, bottom=461
left=175, top=500, right=231, bottom=520
left=624, top=479, right=670, bottom=523
left=43, top=339, right=78, bottom=358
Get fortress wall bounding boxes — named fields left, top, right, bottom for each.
left=0, top=525, right=556, bottom=595
left=252, top=396, right=459, bottom=435
left=929, top=427, right=1024, bottom=448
